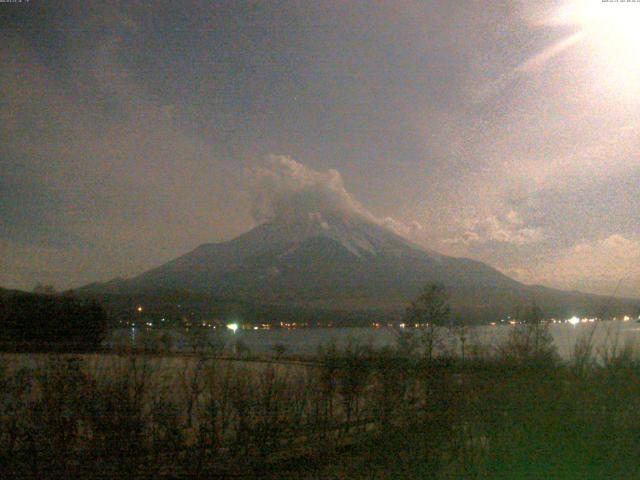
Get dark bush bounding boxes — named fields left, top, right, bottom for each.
left=0, top=291, right=108, bottom=349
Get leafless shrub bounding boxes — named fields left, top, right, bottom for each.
left=496, top=323, right=559, bottom=367
left=571, top=325, right=598, bottom=378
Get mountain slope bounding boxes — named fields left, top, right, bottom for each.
left=82, top=211, right=640, bottom=322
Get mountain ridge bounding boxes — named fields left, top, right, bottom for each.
left=79, top=210, right=640, bottom=322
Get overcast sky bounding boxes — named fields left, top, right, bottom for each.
left=2, top=0, right=640, bottom=297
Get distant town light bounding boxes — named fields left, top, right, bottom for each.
left=624, top=315, right=630, bottom=322
left=137, top=306, right=143, bottom=312
left=227, top=323, right=239, bottom=333
left=568, top=316, right=580, bottom=326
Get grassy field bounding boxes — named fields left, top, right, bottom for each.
left=2, top=323, right=640, bottom=478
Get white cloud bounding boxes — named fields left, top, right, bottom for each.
left=449, top=210, right=543, bottom=246
left=246, top=156, right=427, bottom=241
left=382, top=217, right=425, bottom=238
left=246, top=158, right=561, bottom=257
left=246, top=155, right=375, bottom=222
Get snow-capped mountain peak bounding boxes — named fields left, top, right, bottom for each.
left=81, top=205, right=636, bottom=323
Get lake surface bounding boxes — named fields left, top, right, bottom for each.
left=107, top=319, right=640, bottom=359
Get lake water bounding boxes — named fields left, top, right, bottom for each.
left=107, top=319, right=640, bottom=360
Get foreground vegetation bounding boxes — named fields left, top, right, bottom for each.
left=1, top=320, right=640, bottom=479
left=0, top=289, right=107, bottom=350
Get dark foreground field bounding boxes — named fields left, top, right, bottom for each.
left=1, top=324, right=639, bottom=479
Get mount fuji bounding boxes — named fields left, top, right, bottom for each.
left=81, top=208, right=640, bottom=322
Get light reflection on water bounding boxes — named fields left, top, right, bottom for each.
left=106, top=320, right=640, bottom=359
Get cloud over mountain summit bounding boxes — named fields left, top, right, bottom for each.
left=246, top=156, right=377, bottom=223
